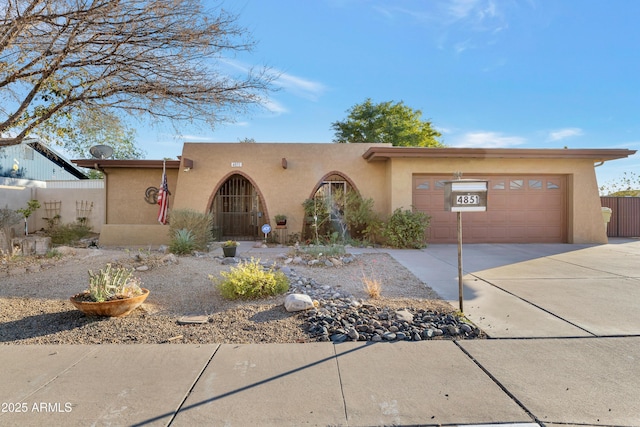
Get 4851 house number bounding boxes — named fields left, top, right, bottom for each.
left=455, top=194, right=480, bottom=205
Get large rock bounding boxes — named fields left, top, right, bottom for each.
left=11, top=236, right=51, bottom=256
left=284, top=293, right=315, bottom=312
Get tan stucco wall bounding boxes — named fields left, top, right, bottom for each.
left=386, top=156, right=607, bottom=244
left=94, top=143, right=618, bottom=246
left=99, top=224, right=170, bottom=247
left=103, top=168, right=178, bottom=225
left=173, top=143, right=390, bottom=237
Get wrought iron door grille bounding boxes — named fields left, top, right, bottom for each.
left=212, top=175, right=261, bottom=240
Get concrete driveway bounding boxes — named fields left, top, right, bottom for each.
left=389, top=238, right=640, bottom=338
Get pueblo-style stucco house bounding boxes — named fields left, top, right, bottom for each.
left=73, top=142, right=635, bottom=247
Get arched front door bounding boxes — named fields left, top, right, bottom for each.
left=211, top=174, right=263, bottom=240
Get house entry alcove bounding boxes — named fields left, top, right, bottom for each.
left=210, top=174, right=263, bottom=240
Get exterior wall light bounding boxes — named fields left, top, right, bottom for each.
left=182, top=158, right=194, bottom=172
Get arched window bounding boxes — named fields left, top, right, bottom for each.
left=304, top=173, right=356, bottom=241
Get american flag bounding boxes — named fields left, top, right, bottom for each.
left=157, top=162, right=169, bottom=224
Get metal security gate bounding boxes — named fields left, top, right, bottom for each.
left=601, top=197, right=640, bottom=237
left=211, top=174, right=263, bottom=240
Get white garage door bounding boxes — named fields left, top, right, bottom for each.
left=412, top=175, right=567, bottom=243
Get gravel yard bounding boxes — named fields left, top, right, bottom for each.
left=0, top=246, right=480, bottom=345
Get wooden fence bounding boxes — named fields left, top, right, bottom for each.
left=601, top=197, right=640, bottom=237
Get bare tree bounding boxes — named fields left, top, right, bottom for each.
left=0, top=0, right=274, bottom=147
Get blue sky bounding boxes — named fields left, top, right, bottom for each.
left=139, top=0, right=640, bottom=187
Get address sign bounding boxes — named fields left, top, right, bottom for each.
left=444, top=180, right=488, bottom=212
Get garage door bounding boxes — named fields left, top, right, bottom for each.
left=412, top=175, right=567, bottom=243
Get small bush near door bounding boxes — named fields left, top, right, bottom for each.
left=168, top=209, right=213, bottom=251
left=381, top=208, right=430, bottom=249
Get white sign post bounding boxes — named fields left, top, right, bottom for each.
left=261, top=223, right=271, bottom=242
left=443, top=179, right=488, bottom=313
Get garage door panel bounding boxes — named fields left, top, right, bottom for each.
left=488, top=210, right=508, bottom=222
left=431, top=227, right=454, bottom=240
left=507, top=194, right=529, bottom=209
left=413, top=174, right=566, bottom=243
left=488, top=195, right=507, bottom=209
left=467, top=228, right=489, bottom=239
left=486, top=227, right=508, bottom=239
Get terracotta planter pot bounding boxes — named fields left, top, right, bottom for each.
left=70, top=288, right=150, bottom=317
left=222, top=246, right=237, bottom=257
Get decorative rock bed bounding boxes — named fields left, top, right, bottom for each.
left=280, top=264, right=482, bottom=343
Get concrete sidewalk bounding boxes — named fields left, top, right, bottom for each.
left=1, top=239, right=639, bottom=426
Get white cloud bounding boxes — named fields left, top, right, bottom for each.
left=261, top=99, right=288, bottom=114
left=273, top=71, right=327, bottom=101
left=375, top=0, right=511, bottom=55
left=435, top=125, right=453, bottom=134
left=448, top=0, right=481, bottom=21
left=221, top=59, right=327, bottom=101
left=548, top=128, right=583, bottom=141
left=452, top=131, right=526, bottom=148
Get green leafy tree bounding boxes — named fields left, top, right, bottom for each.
left=65, top=110, right=144, bottom=160
left=16, top=199, right=40, bottom=236
left=599, top=172, right=640, bottom=196
left=331, top=98, right=443, bottom=147
left=0, top=0, right=274, bottom=148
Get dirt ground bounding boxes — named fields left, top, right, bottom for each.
left=0, top=247, right=454, bottom=345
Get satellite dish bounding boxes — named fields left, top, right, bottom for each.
left=89, top=144, right=114, bottom=159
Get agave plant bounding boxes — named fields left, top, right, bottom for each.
left=169, top=228, right=196, bottom=255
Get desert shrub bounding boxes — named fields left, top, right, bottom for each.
left=361, top=271, right=382, bottom=299
left=45, top=222, right=93, bottom=245
left=381, top=208, right=430, bottom=249
left=302, top=197, right=331, bottom=243
left=299, top=244, right=346, bottom=258
left=212, top=258, right=289, bottom=300
left=45, top=249, right=62, bottom=259
left=338, top=189, right=381, bottom=242
left=303, top=190, right=383, bottom=245
left=169, top=228, right=196, bottom=255
left=169, top=209, right=213, bottom=251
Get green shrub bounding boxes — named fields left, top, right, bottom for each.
left=382, top=208, right=430, bottom=249
left=45, top=249, right=62, bottom=259
left=45, top=222, right=93, bottom=245
left=169, top=209, right=213, bottom=251
left=303, top=190, right=382, bottom=245
left=211, top=258, right=289, bottom=300
left=299, top=244, right=346, bottom=258
left=169, top=228, right=196, bottom=255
